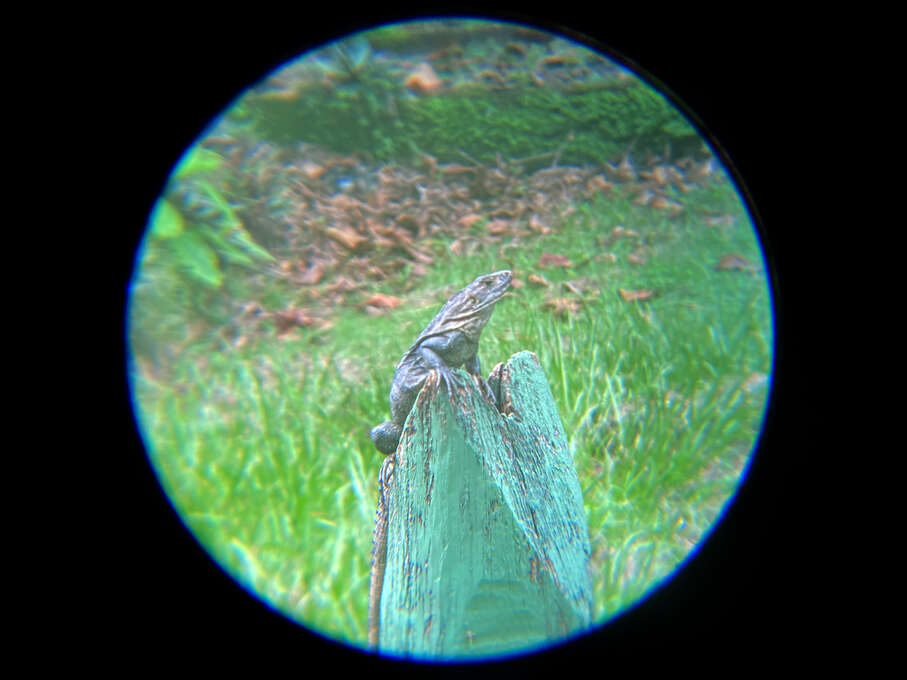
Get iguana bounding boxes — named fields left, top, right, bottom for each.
left=369, top=270, right=513, bottom=455
left=367, top=269, right=512, bottom=648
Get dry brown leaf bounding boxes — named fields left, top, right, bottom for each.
left=274, top=308, right=317, bottom=333
left=627, top=252, right=647, bottom=266
left=329, top=194, right=360, bottom=211
left=714, top=254, right=754, bottom=272
left=258, top=87, right=300, bottom=102
left=300, top=160, right=326, bottom=180
left=538, top=252, right=573, bottom=269
left=478, top=69, right=507, bottom=84
left=652, top=165, right=669, bottom=186
left=563, top=278, right=600, bottom=297
left=324, top=226, right=368, bottom=251
left=686, top=157, right=717, bottom=183
left=587, top=175, right=614, bottom=193
left=611, top=225, right=639, bottom=240
left=405, top=63, right=442, bottom=93
left=632, top=188, right=654, bottom=206
left=486, top=219, right=511, bottom=235
left=667, top=165, right=686, bottom=185
left=440, top=163, right=478, bottom=176
left=704, top=215, right=736, bottom=228
left=363, top=293, right=404, bottom=310
left=299, top=261, right=328, bottom=285
left=527, top=273, right=549, bottom=287
left=650, top=195, right=683, bottom=215
left=528, top=214, right=550, bottom=234
left=543, top=297, right=581, bottom=317
left=617, top=154, right=638, bottom=182
left=619, top=288, right=656, bottom=302
left=490, top=206, right=520, bottom=219
left=457, top=214, right=484, bottom=228
left=539, top=54, right=570, bottom=66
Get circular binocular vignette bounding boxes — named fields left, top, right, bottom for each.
left=127, top=16, right=775, bottom=663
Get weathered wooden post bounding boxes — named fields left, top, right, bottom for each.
left=376, top=350, right=593, bottom=659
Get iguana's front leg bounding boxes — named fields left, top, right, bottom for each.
left=418, top=335, right=467, bottom=395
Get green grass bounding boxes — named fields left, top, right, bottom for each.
left=130, top=177, right=772, bottom=651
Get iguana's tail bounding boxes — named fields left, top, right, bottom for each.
left=367, top=455, right=395, bottom=648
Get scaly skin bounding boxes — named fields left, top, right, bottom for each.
left=366, top=270, right=512, bottom=649
left=369, top=270, right=512, bottom=455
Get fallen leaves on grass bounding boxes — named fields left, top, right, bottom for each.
left=543, top=297, right=581, bottom=317
left=605, top=225, right=640, bottom=245
left=324, top=225, right=369, bottom=251
left=619, top=288, right=657, bottom=302
left=703, top=215, right=736, bottom=228
left=457, top=213, right=484, bottom=228
left=362, top=293, right=405, bottom=316
left=538, top=251, right=573, bottom=269
left=586, top=174, right=614, bottom=194
left=631, top=187, right=654, bottom=206
left=485, top=218, right=512, bottom=235
left=362, top=293, right=404, bottom=310
left=528, top=214, right=550, bottom=234
left=405, top=63, right=442, bottom=92
left=649, top=194, right=683, bottom=216
left=563, top=278, right=600, bottom=298
left=714, top=254, right=754, bottom=272
left=274, top=307, right=320, bottom=335
left=299, top=260, right=329, bottom=285
left=299, top=160, right=326, bottom=180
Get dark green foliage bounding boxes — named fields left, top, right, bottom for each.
left=129, top=147, right=275, bottom=365
left=247, top=78, right=696, bottom=168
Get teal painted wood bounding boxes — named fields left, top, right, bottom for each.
left=378, top=351, right=593, bottom=660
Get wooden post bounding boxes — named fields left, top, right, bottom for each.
left=378, top=351, right=593, bottom=659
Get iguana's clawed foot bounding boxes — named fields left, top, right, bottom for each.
left=435, top=365, right=463, bottom=396
left=479, top=377, right=497, bottom=405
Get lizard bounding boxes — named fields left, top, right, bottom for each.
left=367, top=269, right=512, bottom=648
left=368, top=270, right=513, bottom=455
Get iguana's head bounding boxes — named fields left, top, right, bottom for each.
left=465, top=270, right=512, bottom=311
left=444, top=270, right=512, bottom=339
